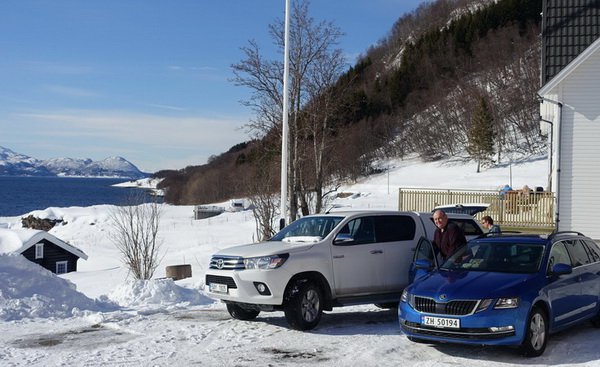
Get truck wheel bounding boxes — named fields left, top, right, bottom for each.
left=283, top=280, right=323, bottom=330
left=520, top=306, right=548, bottom=357
left=226, top=303, right=260, bottom=320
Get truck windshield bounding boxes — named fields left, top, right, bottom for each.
left=270, top=216, right=344, bottom=242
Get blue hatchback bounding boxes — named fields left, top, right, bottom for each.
left=398, top=232, right=600, bottom=357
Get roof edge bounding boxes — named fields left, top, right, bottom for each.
left=539, top=36, right=600, bottom=96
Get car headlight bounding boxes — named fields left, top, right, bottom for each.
left=244, top=253, right=289, bottom=269
left=494, top=297, right=519, bottom=309
left=401, top=289, right=415, bottom=307
left=401, top=289, right=408, bottom=303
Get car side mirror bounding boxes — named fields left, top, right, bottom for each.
left=551, top=263, right=572, bottom=276
left=414, top=259, right=433, bottom=270
left=333, top=233, right=355, bottom=245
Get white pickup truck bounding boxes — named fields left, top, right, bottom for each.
left=205, top=210, right=483, bottom=330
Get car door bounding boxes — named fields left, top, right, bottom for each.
left=408, top=236, right=438, bottom=284
left=545, top=241, right=585, bottom=328
left=331, top=216, right=385, bottom=295
left=582, top=239, right=600, bottom=316
left=566, top=239, right=597, bottom=319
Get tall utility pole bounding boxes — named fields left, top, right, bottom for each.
left=279, top=0, right=290, bottom=230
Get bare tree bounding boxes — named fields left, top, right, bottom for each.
left=246, top=156, right=280, bottom=241
left=250, top=190, right=280, bottom=241
left=231, top=0, right=345, bottom=221
left=473, top=24, right=543, bottom=156
left=110, top=193, right=163, bottom=280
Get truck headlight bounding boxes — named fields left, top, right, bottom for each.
left=244, top=253, right=289, bottom=269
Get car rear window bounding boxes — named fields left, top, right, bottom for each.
left=453, top=219, right=484, bottom=237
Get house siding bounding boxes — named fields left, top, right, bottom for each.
left=556, top=47, right=600, bottom=239
left=21, top=239, right=79, bottom=273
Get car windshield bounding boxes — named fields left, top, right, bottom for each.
left=441, top=241, right=545, bottom=274
left=270, top=216, right=344, bottom=242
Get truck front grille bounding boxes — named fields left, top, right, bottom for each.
left=209, top=255, right=245, bottom=270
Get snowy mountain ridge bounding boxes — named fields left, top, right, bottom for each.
left=0, top=146, right=147, bottom=179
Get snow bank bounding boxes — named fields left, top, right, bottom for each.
left=106, top=278, right=214, bottom=311
left=0, top=253, right=212, bottom=321
left=0, top=228, right=25, bottom=253
left=0, top=254, right=114, bottom=321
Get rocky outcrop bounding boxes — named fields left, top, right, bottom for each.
left=21, top=215, right=63, bottom=231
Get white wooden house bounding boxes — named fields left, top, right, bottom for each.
left=538, top=1, right=600, bottom=239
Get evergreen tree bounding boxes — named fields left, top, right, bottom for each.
left=467, top=97, right=495, bottom=172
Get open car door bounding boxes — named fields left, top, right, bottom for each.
left=409, top=236, right=439, bottom=283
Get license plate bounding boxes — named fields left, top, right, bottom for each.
left=422, top=315, right=460, bottom=329
left=209, top=283, right=228, bottom=293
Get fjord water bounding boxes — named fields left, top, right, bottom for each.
left=0, top=176, right=157, bottom=217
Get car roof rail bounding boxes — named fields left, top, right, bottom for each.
left=549, top=230, right=586, bottom=240
left=478, top=230, right=522, bottom=238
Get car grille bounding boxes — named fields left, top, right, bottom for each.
left=205, top=274, right=237, bottom=289
left=209, top=255, right=245, bottom=270
left=412, top=296, right=478, bottom=316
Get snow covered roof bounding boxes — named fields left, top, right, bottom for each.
left=0, top=228, right=88, bottom=260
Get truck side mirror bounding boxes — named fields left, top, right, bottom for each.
left=333, top=233, right=355, bottom=245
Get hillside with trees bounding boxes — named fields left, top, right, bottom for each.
left=156, top=0, right=544, bottom=230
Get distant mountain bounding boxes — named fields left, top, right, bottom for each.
left=0, top=147, right=147, bottom=179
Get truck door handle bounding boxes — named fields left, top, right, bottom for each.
left=370, top=250, right=383, bottom=254
left=333, top=255, right=345, bottom=259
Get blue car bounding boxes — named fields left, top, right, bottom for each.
left=399, top=232, right=600, bottom=357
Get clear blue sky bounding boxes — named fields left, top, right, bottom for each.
left=0, top=0, right=427, bottom=173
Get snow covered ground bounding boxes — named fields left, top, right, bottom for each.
left=1, top=155, right=597, bottom=367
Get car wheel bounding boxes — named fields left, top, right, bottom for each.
left=283, top=280, right=323, bottom=331
left=226, top=302, right=260, bottom=320
left=520, top=306, right=548, bottom=357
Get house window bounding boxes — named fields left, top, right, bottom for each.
left=35, top=243, right=44, bottom=259
left=56, top=261, right=68, bottom=274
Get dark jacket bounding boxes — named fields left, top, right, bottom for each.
left=489, top=224, right=501, bottom=234
left=433, top=221, right=466, bottom=260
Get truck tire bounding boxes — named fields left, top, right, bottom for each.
left=283, top=280, right=323, bottom=330
left=226, top=302, right=260, bottom=320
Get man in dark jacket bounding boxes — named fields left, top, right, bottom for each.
left=432, top=210, right=466, bottom=261
left=481, top=215, right=501, bottom=234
